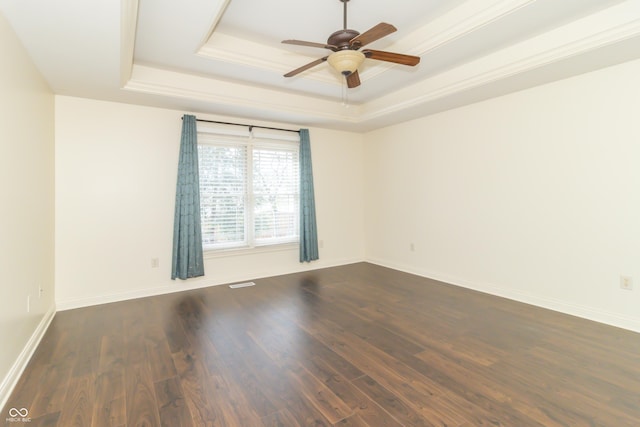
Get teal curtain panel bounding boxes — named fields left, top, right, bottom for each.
left=299, top=129, right=319, bottom=262
left=171, top=115, right=205, bottom=279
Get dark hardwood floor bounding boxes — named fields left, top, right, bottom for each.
left=4, top=262, right=640, bottom=426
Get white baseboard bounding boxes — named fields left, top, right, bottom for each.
left=367, top=257, right=640, bottom=334
left=51, top=254, right=640, bottom=330
left=56, top=257, right=365, bottom=311
left=0, top=305, right=56, bottom=412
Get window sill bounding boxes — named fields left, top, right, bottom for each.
left=203, top=242, right=298, bottom=259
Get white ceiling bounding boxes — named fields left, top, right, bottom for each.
left=2, top=0, right=640, bottom=131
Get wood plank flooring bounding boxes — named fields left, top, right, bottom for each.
left=3, top=262, right=640, bottom=426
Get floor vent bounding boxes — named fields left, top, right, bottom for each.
left=229, top=282, right=256, bottom=289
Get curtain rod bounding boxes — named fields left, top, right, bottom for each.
left=184, top=117, right=300, bottom=134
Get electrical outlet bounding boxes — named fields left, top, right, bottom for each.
left=151, top=258, right=159, bottom=268
left=39, top=287, right=44, bottom=298
left=319, top=240, right=324, bottom=249
left=410, top=243, right=415, bottom=252
left=620, top=276, right=633, bottom=290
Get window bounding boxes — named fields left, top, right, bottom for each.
left=197, top=123, right=300, bottom=251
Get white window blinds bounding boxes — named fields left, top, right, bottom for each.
left=197, top=124, right=299, bottom=251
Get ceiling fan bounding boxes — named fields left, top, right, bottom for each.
left=282, top=0, right=420, bottom=88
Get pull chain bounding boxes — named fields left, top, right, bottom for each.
left=341, top=78, right=349, bottom=107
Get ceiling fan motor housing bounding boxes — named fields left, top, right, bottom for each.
left=328, top=29, right=360, bottom=50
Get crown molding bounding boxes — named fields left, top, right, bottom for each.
left=198, top=32, right=342, bottom=86
left=124, top=65, right=361, bottom=123
left=411, top=0, right=536, bottom=53
left=361, top=1, right=640, bottom=121
left=119, top=0, right=138, bottom=87
left=363, top=0, right=536, bottom=82
left=197, top=0, right=232, bottom=50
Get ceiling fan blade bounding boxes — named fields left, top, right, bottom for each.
left=346, top=70, right=361, bottom=88
left=363, top=49, right=420, bottom=66
left=282, top=40, right=336, bottom=50
left=284, top=56, right=328, bottom=77
left=349, top=23, right=397, bottom=48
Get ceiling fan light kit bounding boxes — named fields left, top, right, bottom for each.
left=327, top=50, right=365, bottom=75
left=282, top=0, right=420, bottom=89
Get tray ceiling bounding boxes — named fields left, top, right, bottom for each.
left=1, top=0, right=639, bottom=131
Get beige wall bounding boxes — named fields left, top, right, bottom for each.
left=365, top=58, right=640, bottom=332
left=0, top=14, right=55, bottom=407
left=54, top=96, right=365, bottom=308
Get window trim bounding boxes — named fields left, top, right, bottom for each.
left=202, top=242, right=298, bottom=259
